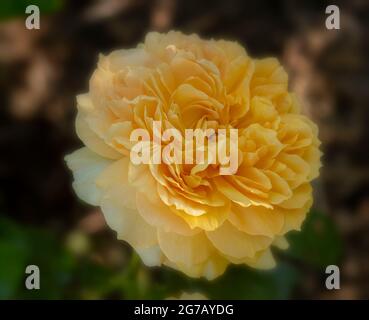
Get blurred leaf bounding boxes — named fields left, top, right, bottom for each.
left=148, top=262, right=299, bottom=300
left=203, top=263, right=299, bottom=299
left=0, top=0, right=63, bottom=21
left=18, top=229, right=76, bottom=299
left=91, top=253, right=151, bottom=299
left=0, top=216, right=137, bottom=300
left=0, top=216, right=76, bottom=299
left=285, top=210, right=343, bottom=269
left=0, top=218, right=30, bottom=299
left=71, top=260, right=113, bottom=299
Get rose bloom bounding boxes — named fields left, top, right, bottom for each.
left=66, top=31, right=321, bottom=279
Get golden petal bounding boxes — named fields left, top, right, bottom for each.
left=206, top=221, right=272, bottom=259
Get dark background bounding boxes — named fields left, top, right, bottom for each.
left=0, top=0, right=368, bottom=299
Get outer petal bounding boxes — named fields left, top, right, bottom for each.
left=163, top=253, right=228, bottom=280
left=229, top=204, right=284, bottom=237
left=273, top=236, right=289, bottom=250
left=76, top=111, right=121, bottom=159
left=65, top=147, right=112, bottom=205
left=278, top=183, right=312, bottom=209
left=100, top=193, right=157, bottom=250
left=75, top=94, right=121, bottom=159
left=157, top=230, right=213, bottom=267
left=225, top=248, right=276, bottom=270
left=96, top=157, right=136, bottom=210
left=206, top=221, right=272, bottom=259
left=96, top=158, right=157, bottom=250
left=279, top=199, right=313, bottom=234
left=136, top=245, right=164, bottom=267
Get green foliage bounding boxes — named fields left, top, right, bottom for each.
left=0, top=217, right=75, bottom=299
left=151, top=262, right=299, bottom=300
left=0, top=0, right=63, bottom=21
left=204, top=263, right=299, bottom=299
left=0, top=218, right=29, bottom=299
left=18, top=229, right=76, bottom=299
left=285, top=210, right=343, bottom=269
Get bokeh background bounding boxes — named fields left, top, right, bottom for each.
left=0, top=0, right=368, bottom=299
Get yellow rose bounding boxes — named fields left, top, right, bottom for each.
left=65, top=31, right=321, bottom=279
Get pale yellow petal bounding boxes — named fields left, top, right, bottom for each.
left=206, top=221, right=272, bottom=259
left=229, top=204, right=284, bottom=237
left=273, top=236, right=289, bottom=250
left=65, top=147, right=112, bottom=205
left=158, top=230, right=212, bottom=266
left=136, top=245, right=164, bottom=267
left=279, top=198, right=313, bottom=234
left=278, top=183, right=312, bottom=209
left=136, top=192, right=199, bottom=236
left=100, top=194, right=157, bottom=249
left=96, top=157, right=136, bottom=209
left=163, top=253, right=228, bottom=280
left=76, top=112, right=121, bottom=159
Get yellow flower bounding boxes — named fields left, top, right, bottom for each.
left=65, top=31, right=321, bottom=279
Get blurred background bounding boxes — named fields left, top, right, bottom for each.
left=0, top=0, right=368, bottom=299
